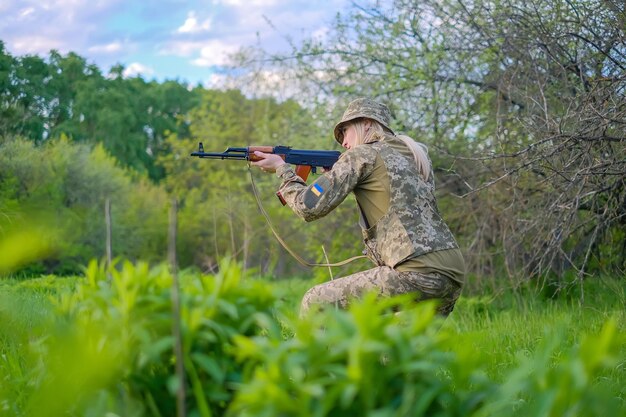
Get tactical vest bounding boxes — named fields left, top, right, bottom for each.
left=359, top=137, right=459, bottom=267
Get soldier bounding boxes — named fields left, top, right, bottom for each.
left=252, top=98, right=464, bottom=316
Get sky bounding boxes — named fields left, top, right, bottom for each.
left=0, top=0, right=350, bottom=87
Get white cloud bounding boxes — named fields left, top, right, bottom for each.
left=19, top=7, right=36, bottom=18
left=159, top=40, right=206, bottom=57
left=11, top=36, right=63, bottom=54
left=204, top=72, right=236, bottom=90
left=160, top=37, right=242, bottom=67
left=177, top=11, right=212, bottom=34
left=123, top=62, right=154, bottom=78
left=218, top=0, right=278, bottom=6
left=191, top=41, right=240, bottom=67
left=88, top=41, right=124, bottom=54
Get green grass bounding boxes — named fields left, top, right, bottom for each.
left=446, top=294, right=624, bottom=373
left=1, top=270, right=624, bottom=416
left=272, top=274, right=626, bottom=409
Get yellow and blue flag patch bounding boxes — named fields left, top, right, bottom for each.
left=311, top=183, right=324, bottom=196
left=303, top=177, right=331, bottom=209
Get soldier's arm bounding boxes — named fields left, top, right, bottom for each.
left=276, top=146, right=377, bottom=222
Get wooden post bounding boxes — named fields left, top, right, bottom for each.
left=169, top=198, right=186, bottom=417
left=105, top=198, right=112, bottom=269
left=243, top=215, right=249, bottom=273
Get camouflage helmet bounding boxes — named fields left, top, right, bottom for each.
left=333, top=97, right=394, bottom=144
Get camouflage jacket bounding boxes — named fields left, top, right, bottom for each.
left=275, top=133, right=458, bottom=267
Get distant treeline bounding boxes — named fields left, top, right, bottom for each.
left=0, top=41, right=202, bottom=180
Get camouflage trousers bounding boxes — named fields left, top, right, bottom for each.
left=300, top=266, right=462, bottom=317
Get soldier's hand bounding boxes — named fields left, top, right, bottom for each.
left=251, top=151, right=286, bottom=173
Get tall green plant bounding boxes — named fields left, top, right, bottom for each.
left=53, top=259, right=278, bottom=417
left=229, top=296, right=487, bottom=417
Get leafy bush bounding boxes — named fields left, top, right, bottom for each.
left=230, top=295, right=624, bottom=417
left=229, top=295, right=487, bottom=417
left=52, top=259, right=278, bottom=417
left=1, top=260, right=623, bottom=416
left=0, top=137, right=169, bottom=275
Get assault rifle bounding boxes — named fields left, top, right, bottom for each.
left=190, top=142, right=341, bottom=182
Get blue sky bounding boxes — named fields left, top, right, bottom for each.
left=0, top=0, right=349, bottom=86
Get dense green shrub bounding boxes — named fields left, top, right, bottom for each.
left=229, top=296, right=486, bottom=417
left=53, top=259, right=278, bottom=417
left=0, top=137, right=169, bottom=275
left=1, top=261, right=623, bottom=416
left=229, top=296, right=624, bottom=417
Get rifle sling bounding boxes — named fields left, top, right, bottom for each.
left=248, top=166, right=368, bottom=268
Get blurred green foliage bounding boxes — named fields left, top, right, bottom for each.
left=1, top=261, right=624, bottom=416
left=0, top=137, right=169, bottom=275
left=0, top=217, right=59, bottom=275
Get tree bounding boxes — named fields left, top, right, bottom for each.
left=0, top=136, right=169, bottom=274
left=0, top=45, right=202, bottom=180
left=0, top=44, right=49, bottom=142
left=236, top=0, right=626, bottom=289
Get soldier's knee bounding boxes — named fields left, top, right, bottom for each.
left=299, top=289, right=313, bottom=316
left=299, top=287, right=321, bottom=316
left=300, top=284, right=344, bottom=316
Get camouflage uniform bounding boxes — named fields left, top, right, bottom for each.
left=276, top=98, right=463, bottom=316
left=300, top=267, right=460, bottom=316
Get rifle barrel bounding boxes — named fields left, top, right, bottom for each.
left=190, top=152, right=249, bottom=159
